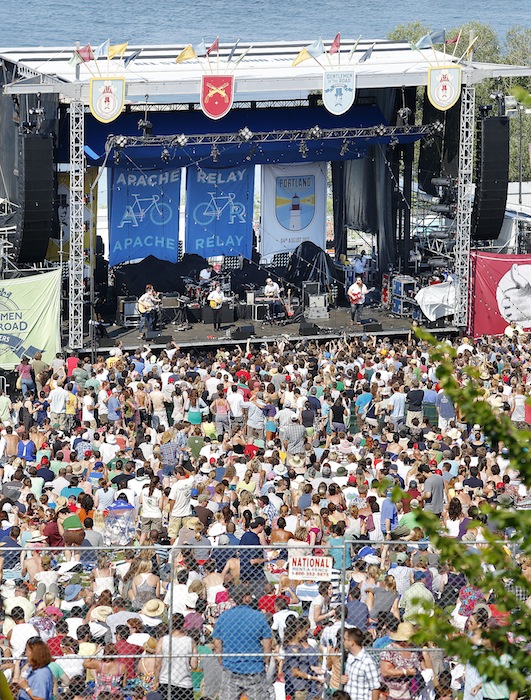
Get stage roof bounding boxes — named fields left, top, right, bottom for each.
left=1, top=39, right=531, bottom=104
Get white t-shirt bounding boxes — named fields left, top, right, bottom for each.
left=10, top=622, right=38, bottom=658
left=97, top=390, right=109, bottom=416
left=169, top=477, right=194, bottom=517
left=227, top=391, right=244, bottom=418
left=82, top=395, right=95, bottom=423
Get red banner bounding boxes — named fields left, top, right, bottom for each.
left=470, top=251, right=531, bottom=336
left=200, top=75, right=234, bottom=120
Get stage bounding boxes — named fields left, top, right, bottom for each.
left=91, top=306, right=458, bottom=354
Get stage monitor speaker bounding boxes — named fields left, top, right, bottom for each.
left=17, top=135, right=54, bottom=263
left=202, top=304, right=236, bottom=324
left=471, top=117, right=509, bottom=241
left=361, top=320, right=382, bottom=332
left=145, top=331, right=172, bottom=343
left=299, top=322, right=320, bottom=336
left=232, top=325, right=255, bottom=340
left=98, top=338, right=117, bottom=348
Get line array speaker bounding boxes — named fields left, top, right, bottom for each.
left=471, top=117, right=509, bottom=241
left=17, top=135, right=55, bottom=263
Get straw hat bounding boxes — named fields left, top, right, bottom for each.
left=90, top=605, right=113, bottom=622
left=143, top=636, right=158, bottom=654
left=141, top=599, right=165, bottom=618
left=72, top=463, right=85, bottom=476
left=389, top=622, right=416, bottom=641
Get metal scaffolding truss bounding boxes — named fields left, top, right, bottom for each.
left=105, top=122, right=436, bottom=153
left=453, top=83, right=476, bottom=328
left=68, top=85, right=85, bottom=350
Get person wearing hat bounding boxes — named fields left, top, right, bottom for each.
left=380, top=622, right=426, bottom=696
left=280, top=414, right=307, bottom=467
left=137, top=636, right=159, bottom=694
left=400, top=572, right=435, bottom=624
left=213, top=584, right=272, bottom=699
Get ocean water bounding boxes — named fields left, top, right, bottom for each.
left=1, top=0, right=530, bottom=48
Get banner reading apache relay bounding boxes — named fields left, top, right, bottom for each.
left=109, top=167, right=181, bottom=267
left=470, top=251, right=531, bottom=336
left=185, top=165, right=254, bottom=258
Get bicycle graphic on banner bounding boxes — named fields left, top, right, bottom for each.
left=193, top=192, right=246, bottom=226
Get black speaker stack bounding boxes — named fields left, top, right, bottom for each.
left=471, top=116, right=510, bottom=241
left=16, top=134, right=55, bottom=263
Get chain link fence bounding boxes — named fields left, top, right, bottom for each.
left=0, top=538, right=517, bottom=699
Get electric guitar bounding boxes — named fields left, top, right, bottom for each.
left=284, top=289, right=294, bottom=318
left=348, top=286, right=375, bottom=304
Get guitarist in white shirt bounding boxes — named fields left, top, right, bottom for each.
left=137, top=284, right=157, bottom=339
left=347, top=275, right=368, bottom=326
left=264, top=277, right=281, bottom=319
left=207, top=282, right=224, bottom=331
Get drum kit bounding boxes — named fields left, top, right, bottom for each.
left=183, top=273, right=233, bottom=306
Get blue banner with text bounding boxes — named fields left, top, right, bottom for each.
left=109, top=167, right=181, bottom=266
left=185, top=166, right=254, bottom=258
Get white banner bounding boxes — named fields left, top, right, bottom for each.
left=288, top=554, right=333, bottom=581
left=260, top=163, right=327, bottom=262
left=0, top=269, right=62, bottom=370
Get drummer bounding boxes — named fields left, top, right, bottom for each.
left=199, top=264, right=214, bottom=284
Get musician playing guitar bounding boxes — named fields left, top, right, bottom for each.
left=347, top=275, right=368, bottom=326
left=137, top=284, right=159, bottom=339
left=207, top=281, right=224, bottom=332
left=264, top=277, right=281, bottom=319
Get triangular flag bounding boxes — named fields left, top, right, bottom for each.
left=292, top=39, right=325, bottom=67
left=330, top=32, right=340, bottom=55
left=430, top=30, right=446, bottom=44
left=307, top=38, right=325, bottom=58
left=207, top=37, right=219, bottom=55
left=176, top=44, right=197, bottom=63
left=108, top=42, right=128, bottom=60
left=348, top=36, right=361, bottom=60
left=94, top=39, right=109, bottom=59
left=194, top=41, right=207, bottom=57
left=292, top=47, right=312, bottom=67
left=227, top=39, right=240, bottom=63
left=68, top=52, right=83, bottom=67
left=409, top=41, right=420, bottom=52
left=416, top=33, right=432, bottom=50
left=124, top=49, right=142, bottom=67
left=358, top=43, right=374, bottom=62
left=233, top=45, right=252, bottom=67
left=445, top=35, right=459, bottom=45
left=78, top=44, right=94, bottom=62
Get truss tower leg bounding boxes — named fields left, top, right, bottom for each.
left=68, top=88, right=85, bottom=349
left=453, top=84, right=475, bottom=328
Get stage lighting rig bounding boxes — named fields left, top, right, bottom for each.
left=239, top=126, right=253, bottom=142
left=138, top=118, right=152, bottom=136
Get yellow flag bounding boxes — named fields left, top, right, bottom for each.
left=176, top=44, right=197, bottom=63
left=292, top=47, right=311, bottom=67
left=108, top=42, right=128, bottom=59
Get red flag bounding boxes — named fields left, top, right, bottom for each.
left=207, top=37, right=219, bottom=55
left=445, top=36, right=459, bottom=45
left=78, top=44, right=94, bottom=62
left=330, top=32, right=340, bottom=55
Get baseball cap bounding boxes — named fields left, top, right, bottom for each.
left=396, top=553, right=407, bottom=564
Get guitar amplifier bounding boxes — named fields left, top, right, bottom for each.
left=202, top=303, right=236, bottom=324
left=307, top=294, right=327, bottom=308
left=252, top=304, right=268, bottom=321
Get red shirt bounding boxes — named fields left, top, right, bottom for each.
left=115, top=639, right=143, bottom=678
left=244, top=443, right=260, bottom=458
left=402, top=489, right=421, bottom=513
left=43, top=521, right=64, bottom=547
left=47, top=635, right=64, bottom=657
left=257, top=594, right=289, bottom=615
left=66, top=357, right=78, bottom=377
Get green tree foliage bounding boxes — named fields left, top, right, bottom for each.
left=409, top=330, right=530, bottom=691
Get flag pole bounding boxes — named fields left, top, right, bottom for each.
left=451, top=28, right=463, bottom=58
left=347, top=36, right=361, bottom=64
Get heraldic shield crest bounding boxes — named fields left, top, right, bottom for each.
left=201, top=75, right=235, bottom=120
left=427, top=65, right=462, bottom=111
left=89, top=78, right=126, bottom=123
left=322, top=71, right=356, bottom=116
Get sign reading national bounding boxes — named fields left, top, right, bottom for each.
left=288, top=554, right=333, bottom=581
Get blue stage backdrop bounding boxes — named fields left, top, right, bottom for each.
left=109, top=167, right=181, bottom=266
left=185, top=166, right=254, bottom=258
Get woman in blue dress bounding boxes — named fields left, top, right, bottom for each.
left=14, top=638, right=53, bottom=700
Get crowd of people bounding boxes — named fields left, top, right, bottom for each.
left=0, top=331, right=528, bottom=700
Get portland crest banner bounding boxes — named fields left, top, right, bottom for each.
left=260, top=163, right=327, bottom=261
left=109, top=167, right=181, bottom=266
left=185, top=166, right=254, bottom=258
